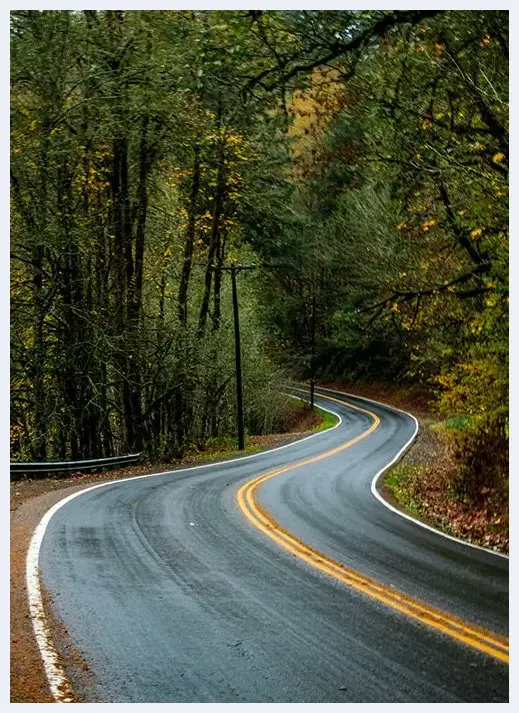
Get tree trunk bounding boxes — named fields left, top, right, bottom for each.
left=178, top=144, right=201, bottom=326
left=198, top=144, right=227, bottom=336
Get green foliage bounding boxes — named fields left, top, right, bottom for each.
left=10, top=9, right=296, bottom=462
left=10, top=9, right=508, bottom=500
left=257, top=9, right=508, bottom=495
left=447, top=416, right=508, bottom=502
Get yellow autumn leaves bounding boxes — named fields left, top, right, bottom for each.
left=421, top=218, right=437, bottom=232
left=396, top=217, right=492, bottom=244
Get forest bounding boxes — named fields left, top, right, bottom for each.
left=10, top=10, right=508, bottom=507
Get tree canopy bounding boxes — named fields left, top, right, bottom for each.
left=11, top=10, right=508, bottom=497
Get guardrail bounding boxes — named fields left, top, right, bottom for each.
left=10, top=453, right=141, bottom=480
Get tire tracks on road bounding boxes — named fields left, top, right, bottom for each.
left=237, top=389, right=509, bottom=664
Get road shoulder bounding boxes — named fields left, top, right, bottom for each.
left=11, top=418, right=329, bottom=702
left=380, top=420, right=508, bottom=555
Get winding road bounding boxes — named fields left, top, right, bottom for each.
left=34, top=386, right=509, bottom=702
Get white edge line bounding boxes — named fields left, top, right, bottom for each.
left=26, top=506, right=75, bottom=702
left=25, top=399, right=342, bottom=702
left=27, top=382, right=507, bottom=702
left=311, top=384, right=509, bottom=561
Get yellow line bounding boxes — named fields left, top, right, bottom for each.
left=236, top=389, right=509, bottom=664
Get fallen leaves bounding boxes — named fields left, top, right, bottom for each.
left=384, top=424, right=508, bottom=554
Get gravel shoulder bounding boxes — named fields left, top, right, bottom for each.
left=10, top=421, right=322, bottom=703
left=380, top=422, right=509, bottom=555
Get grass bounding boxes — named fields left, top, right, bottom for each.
left=312, top=404, right=338, bottom=431
left=443, top=415, right=470, bottom=431
left=384, top=463, right=424, bottom=518
left=286, top=394, right=339, bottom=432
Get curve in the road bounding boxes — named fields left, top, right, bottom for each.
left=25, top=404, right=344, bottom=703
left=313, top=386, right=508, bottom=561
left=238, top=389, right=508, bottom=663
left=28, top=386, right=509, bottom=703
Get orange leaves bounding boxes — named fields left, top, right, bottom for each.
left=414, top=41, right=443, bottom=56
left=10, top=421, right=25, bottom=449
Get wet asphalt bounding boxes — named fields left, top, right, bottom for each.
left=39, top=386, right=509, bottom=702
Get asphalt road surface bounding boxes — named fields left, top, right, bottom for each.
left=38, top=386, right=509, bottom=702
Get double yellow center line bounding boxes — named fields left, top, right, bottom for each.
left=236, top=390, right=509, bottom=664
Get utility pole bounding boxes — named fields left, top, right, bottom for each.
left=230, top=265, right=245, bottom=450
left=195, top=262, right=286, bottom=451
